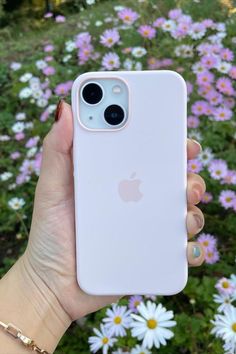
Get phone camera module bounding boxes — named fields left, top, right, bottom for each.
left=104, top=105, right=125, bottom=126
left=82, top=83, right=103, bottom=105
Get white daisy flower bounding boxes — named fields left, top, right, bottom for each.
left=8, top=183, right=16, bottom=190
left=19, top=72, right=32, bottom=82
left=0, top=172, right=13, bottom=181
left=192, top=62, right=206, bottom=74
left=130, top=301, right=176, bottom=349
left=130, top=344, right=151, bottom=354
left=47, top=104, right=57, bottom=113
left=198, top=148, right=214, bottom=166
left=213, top=294, right=234, bottom=313
left=216, top=22, right=226, bottom=32
left=103, top=304, right=131, bottom=337
left=36, top=60, right=47, bottom=69
left=19, top=87, right=32, bottom=99
left=10, top=62, right=22, bottom=71
left=24, top=122, right=34, bottom=129
left=65, top=40, right=76, bottom=52
left=27, top=147, right=37, bottom=158
left=88, top=324, right=117, bottom=354
left=8, top=197, right=25, bottom=210
left=36, top=98, right=48, bottom=108
left=175, top=45, right=193, bottom=58
left=12, top=122, right=25, bottom=133
left=161, top=20, right=176, bottom=32
left=123, top=58, right=133, bottom=70
left=32, top=90, right=43, bottom=99
left=15, top=112, right=26, bottom=120
left=63, top=54, right=72, bottom=63
left=211, top=306, right=236, bottom=350
left=131, top=47, right=147, bottom=58
left=0, top=135, right=10, bottom=141
left=188, top=130, right=202, bottom=142
left=216, top=61, right=232, bottom=74
left=86, top=0, right=95, bottom=4
left=95, top=20, right=103, bottom=27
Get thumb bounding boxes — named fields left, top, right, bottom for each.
left=36, top=100, right=74, bottom=198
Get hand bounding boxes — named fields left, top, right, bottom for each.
left=22, top=100, right=205, bottom=323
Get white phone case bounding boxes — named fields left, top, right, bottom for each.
left=72, top=70, right=188, bottom=296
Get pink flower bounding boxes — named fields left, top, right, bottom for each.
left=44, top=12, right=53, bottom=18
left=153, top=17, right=165, bottom=28
left=10, top=151, right=21, bottom=160
left=219, top=190, right=236, bottom=209
left=197, top=71, right=214, bottom=86
left=220, top=48, right=234, bottom=62
left=205, top=249, right=220, bottom=264
left=15, top=133, right=25, bottom=141
left=44, top=44, right=54, bottom=52
left=229, top=66, right=236, bottom=79
left=216, top=77, right=234, bottom=95
left=201, top=55, right=218, bottom=69
left=215, top=277, right=235, bottom=296
left=208, top=159, right=228, bottom=180
left=187, top=115, right=200, bottom=128
left=191, top=100, right=208, bottom=116
left=25, top=137, right=39, bottom=148
left=201, top=192, right=213, bottom=204
left=168, top=8, right=182, bottom=20
left=213, top=106, right=232, bottom=121
left=138, top=25, right=156, bottom=39
left=197, top=233, right=217, bottom=251
left=40, top=109, right=50, bottom=122
left=45, top=56, right=53, bottom=62
left=102, top=52, right=120, bottom=70
left=205, top=90, right=223, bottom=106
left=55, top=15, right=65, bottom=23
left=100, top=29, right=120, bottom=48
left=76, top=32, right=91, bottom=48
left=54, top=81, right=73, bottom=96
left=222, top=170, right=236, bottom=185
left=187, top=159, right=203, bottom=173
left=42, top=66, right=56, bottom=76
left=117, top=8, right=139, bottom=25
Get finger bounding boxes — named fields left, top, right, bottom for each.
left=37, top=100, right=73, bottom=195
left=187, top=139, right=202, bottom=160
left=187, top=242, right=205, bottom=266
left=186, top=205, right=204, bottom=237
left=187, top=173, right=206, bottom=205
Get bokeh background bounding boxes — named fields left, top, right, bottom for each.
left=0, top=0, right=236, bottom=353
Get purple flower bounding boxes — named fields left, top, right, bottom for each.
left=213, top=106, right=232, bottom=121
left=78, top=44, right=94, bottom=64
left=205, top=248, right=220, bottom=264
left=25, top=137, right=39, bottom=148
left=76, top=32, right=91, bottom=48
left=128, top=295, right=143, bottom=313
left=42, top=66, right=56, bottom=76
left=197, top=233, right=217, bottom=251
left=208, top=159, right=228, bottom=180
left=118, top=8, right=139, bottom=25
left=222, top=170, right=236, bottom=185
left=15, top=133, right=25, bottom=141
left=215, top=277, right=235, bottom=296
left=100, top=29, right=120, bottom=48
left=55, top=15, right=65, bottom=23
left=191, top=100, right=208, bottom=116
left=205, top=90, right=223, bottom=106
left=10, top=151, right=21, bottom=160
left=44, top=44, right=54, bottom=52
left=153, top=17, right=165, bottom=28
left=219, top=190, right=236, bottom=209
left=138, top=25, right=156, bottom=39
left=216, top=77, right=234, bottom=95
left=102, top=52, right=120, bottom=70
left=187, top=159, right=203, bottom=173
left=40, top=109, right=50, bottom=122
left=168, top=8, right=182, bottom=20
left=201, top=192, right=213, bottom=204
left=201, top=55, right=218, bottom=69
left=187, top=115, right=200, bottom=128
left=44, top=12, right=53, bottom=19
left=196, top=71, right=214, bottom=86
left=54, top=81, right=73, bottom=96
left=220, top=48, right=234, bottom=62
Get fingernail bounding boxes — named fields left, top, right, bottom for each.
left=192, top=245, right=201, bottom=258
left=191, top=139, right=202, bottom=153
left=55, top=99, right=64, bottom=122
left=193, top=213, right=204, bottom=230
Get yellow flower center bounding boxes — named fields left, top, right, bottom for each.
left=124, top=15, right=131, bottom=21
left=143, top=30, right=150, bottom=36
left=207, top=252, right=213, bottom=258
left=134, top=300, right=140, bottom=307
left=226, top=197, right=232, bottom=202
left=203, top=241, right=209, bottom=246
left=191, top=164, right=197, bottom=170
left=107, top=38, right=113, bottom=44
left=222, top=281, right=229, bottom=288
left=147, top=319, right=157, bottom=329
left=108, top=60, right=115, bottom=65
left=114, top=316, right=122, bottom=324
left=232, top=323, right=236, bottom=332
left=216, top=170, right=221, bottom=175
left=102, top=337, right=109, bottom=344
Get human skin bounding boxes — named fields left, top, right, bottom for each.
left=0, top=101, right=206, bottom=354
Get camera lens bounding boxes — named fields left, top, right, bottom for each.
left=82, top=83, right=103, bottom=104
left=104, top=105, right=125, bottom=126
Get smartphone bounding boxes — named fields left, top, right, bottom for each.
left=72, top=70, right=187, bottom=296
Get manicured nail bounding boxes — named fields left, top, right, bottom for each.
left=191, top=139, right=202, bottom=153
left=194, top=213, right=204, bottom=230
left=54, top=99, right=64, bottom=122
left=192, top=245, right=201, bottom=258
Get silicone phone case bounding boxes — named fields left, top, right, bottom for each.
left=72, top=70, right=188, bottom=295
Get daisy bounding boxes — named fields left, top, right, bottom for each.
left=103, top=304, right=131, bottom=337
left=213, top=294, right=234, bottom=313
left=211, top=306, right=236, bottom=351
left=208, top=159, right=228, bottom=180
left=8, top=197, right=25, bottom=210
left=198, top=148, right=214, bottom=166
left=102, top=52, right=120, bottom=70
left=187, top=158, right=203, bottom=173
left=219, top=190, right=236, bottom=209
left=89, top=324, right=117, bottom=354
left=161, top=19, right=176, bottom=32
left=130, top=344, right=151, bottom=354
left=138, top=25, right=156, bottom=39
left=216, top=278, right=235, bottom=296
left=131, top=47, right=147, bottom=58
left=205, top=248, right=220, bottom=264
left=130, top=301, right=176, bottom=349
left=197, top=233, right=217, bottom=251
left=128, top=295, right=143, bottom=313
left=201, top=192, right=213, bottom=204
left=118, top=8, right=139, bottom=25
left=100, top=29, right=120, bottom=48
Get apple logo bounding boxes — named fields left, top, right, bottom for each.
left=118, top=173, right=143, bottom=202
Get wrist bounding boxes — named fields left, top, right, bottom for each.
left=0, top=254, right=71, bottom=353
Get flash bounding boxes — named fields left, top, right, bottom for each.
left=112, top=85, right=122, bottom=94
